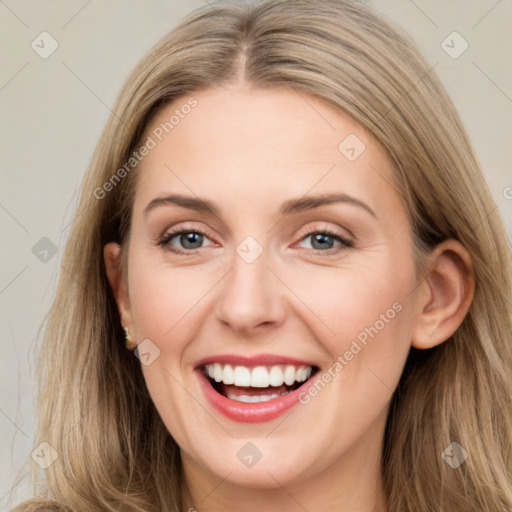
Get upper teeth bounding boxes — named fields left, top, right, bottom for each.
left=204, top=363, right=312, bottom=388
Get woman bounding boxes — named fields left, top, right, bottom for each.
left=13, top=0, right=512, bottom=510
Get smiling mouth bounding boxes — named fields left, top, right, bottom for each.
left=202, top=363, right=319, bottom=403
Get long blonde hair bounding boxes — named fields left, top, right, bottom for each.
left=12, top=1, right=512, bottom=510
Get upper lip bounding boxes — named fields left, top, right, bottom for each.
left=195, top=354, right=318, bottom=370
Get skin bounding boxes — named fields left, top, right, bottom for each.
left=104, top=84, right=474, bottom=512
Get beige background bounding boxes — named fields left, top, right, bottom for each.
left=1, top=0, right=511, bottom=507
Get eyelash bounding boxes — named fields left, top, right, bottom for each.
left=156, top=224, right=354, bottom=255
left=298, top=226, right=354, bottom=253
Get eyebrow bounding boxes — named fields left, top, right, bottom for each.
left=143, top=192, right=376, bottom=219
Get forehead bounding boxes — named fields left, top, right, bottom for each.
left=132, top=85, right=400, bottom=219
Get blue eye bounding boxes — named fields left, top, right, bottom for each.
left=298, top=229, right=353, bottom=252
left=157, top=227, right=354, bottom=255
left=158, top=229, right=212, bottom=252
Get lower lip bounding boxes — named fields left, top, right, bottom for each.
left=196, top=370, right=315, bottom=423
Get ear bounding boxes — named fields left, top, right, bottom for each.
left=412, top=239, right=475, bottom=349
left=104, top=242, right=133, bottom=335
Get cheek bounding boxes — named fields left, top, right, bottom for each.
left=128, top=259, right=217, bottom=342
left=282, top=254, right=418, bottom=399
left=127, top=259, right=213, bottom=446
left=285, top=256, right=416, bottom=345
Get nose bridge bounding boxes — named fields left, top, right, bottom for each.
left=215, top=236, right=284, bottom=333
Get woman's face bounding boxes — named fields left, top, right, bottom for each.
left=115, top=85, right=424, bottom=491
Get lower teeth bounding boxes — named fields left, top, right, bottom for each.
left=207, top=375, right=308, bottom=403
left=226, top=391, right=290, bottom=403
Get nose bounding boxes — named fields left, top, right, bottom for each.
left=214, top=247, right=285, bottom=336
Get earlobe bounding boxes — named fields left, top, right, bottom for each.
left=411, top=240, right=475, bottom=350
left=103, top=242, right=133, bottom=332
